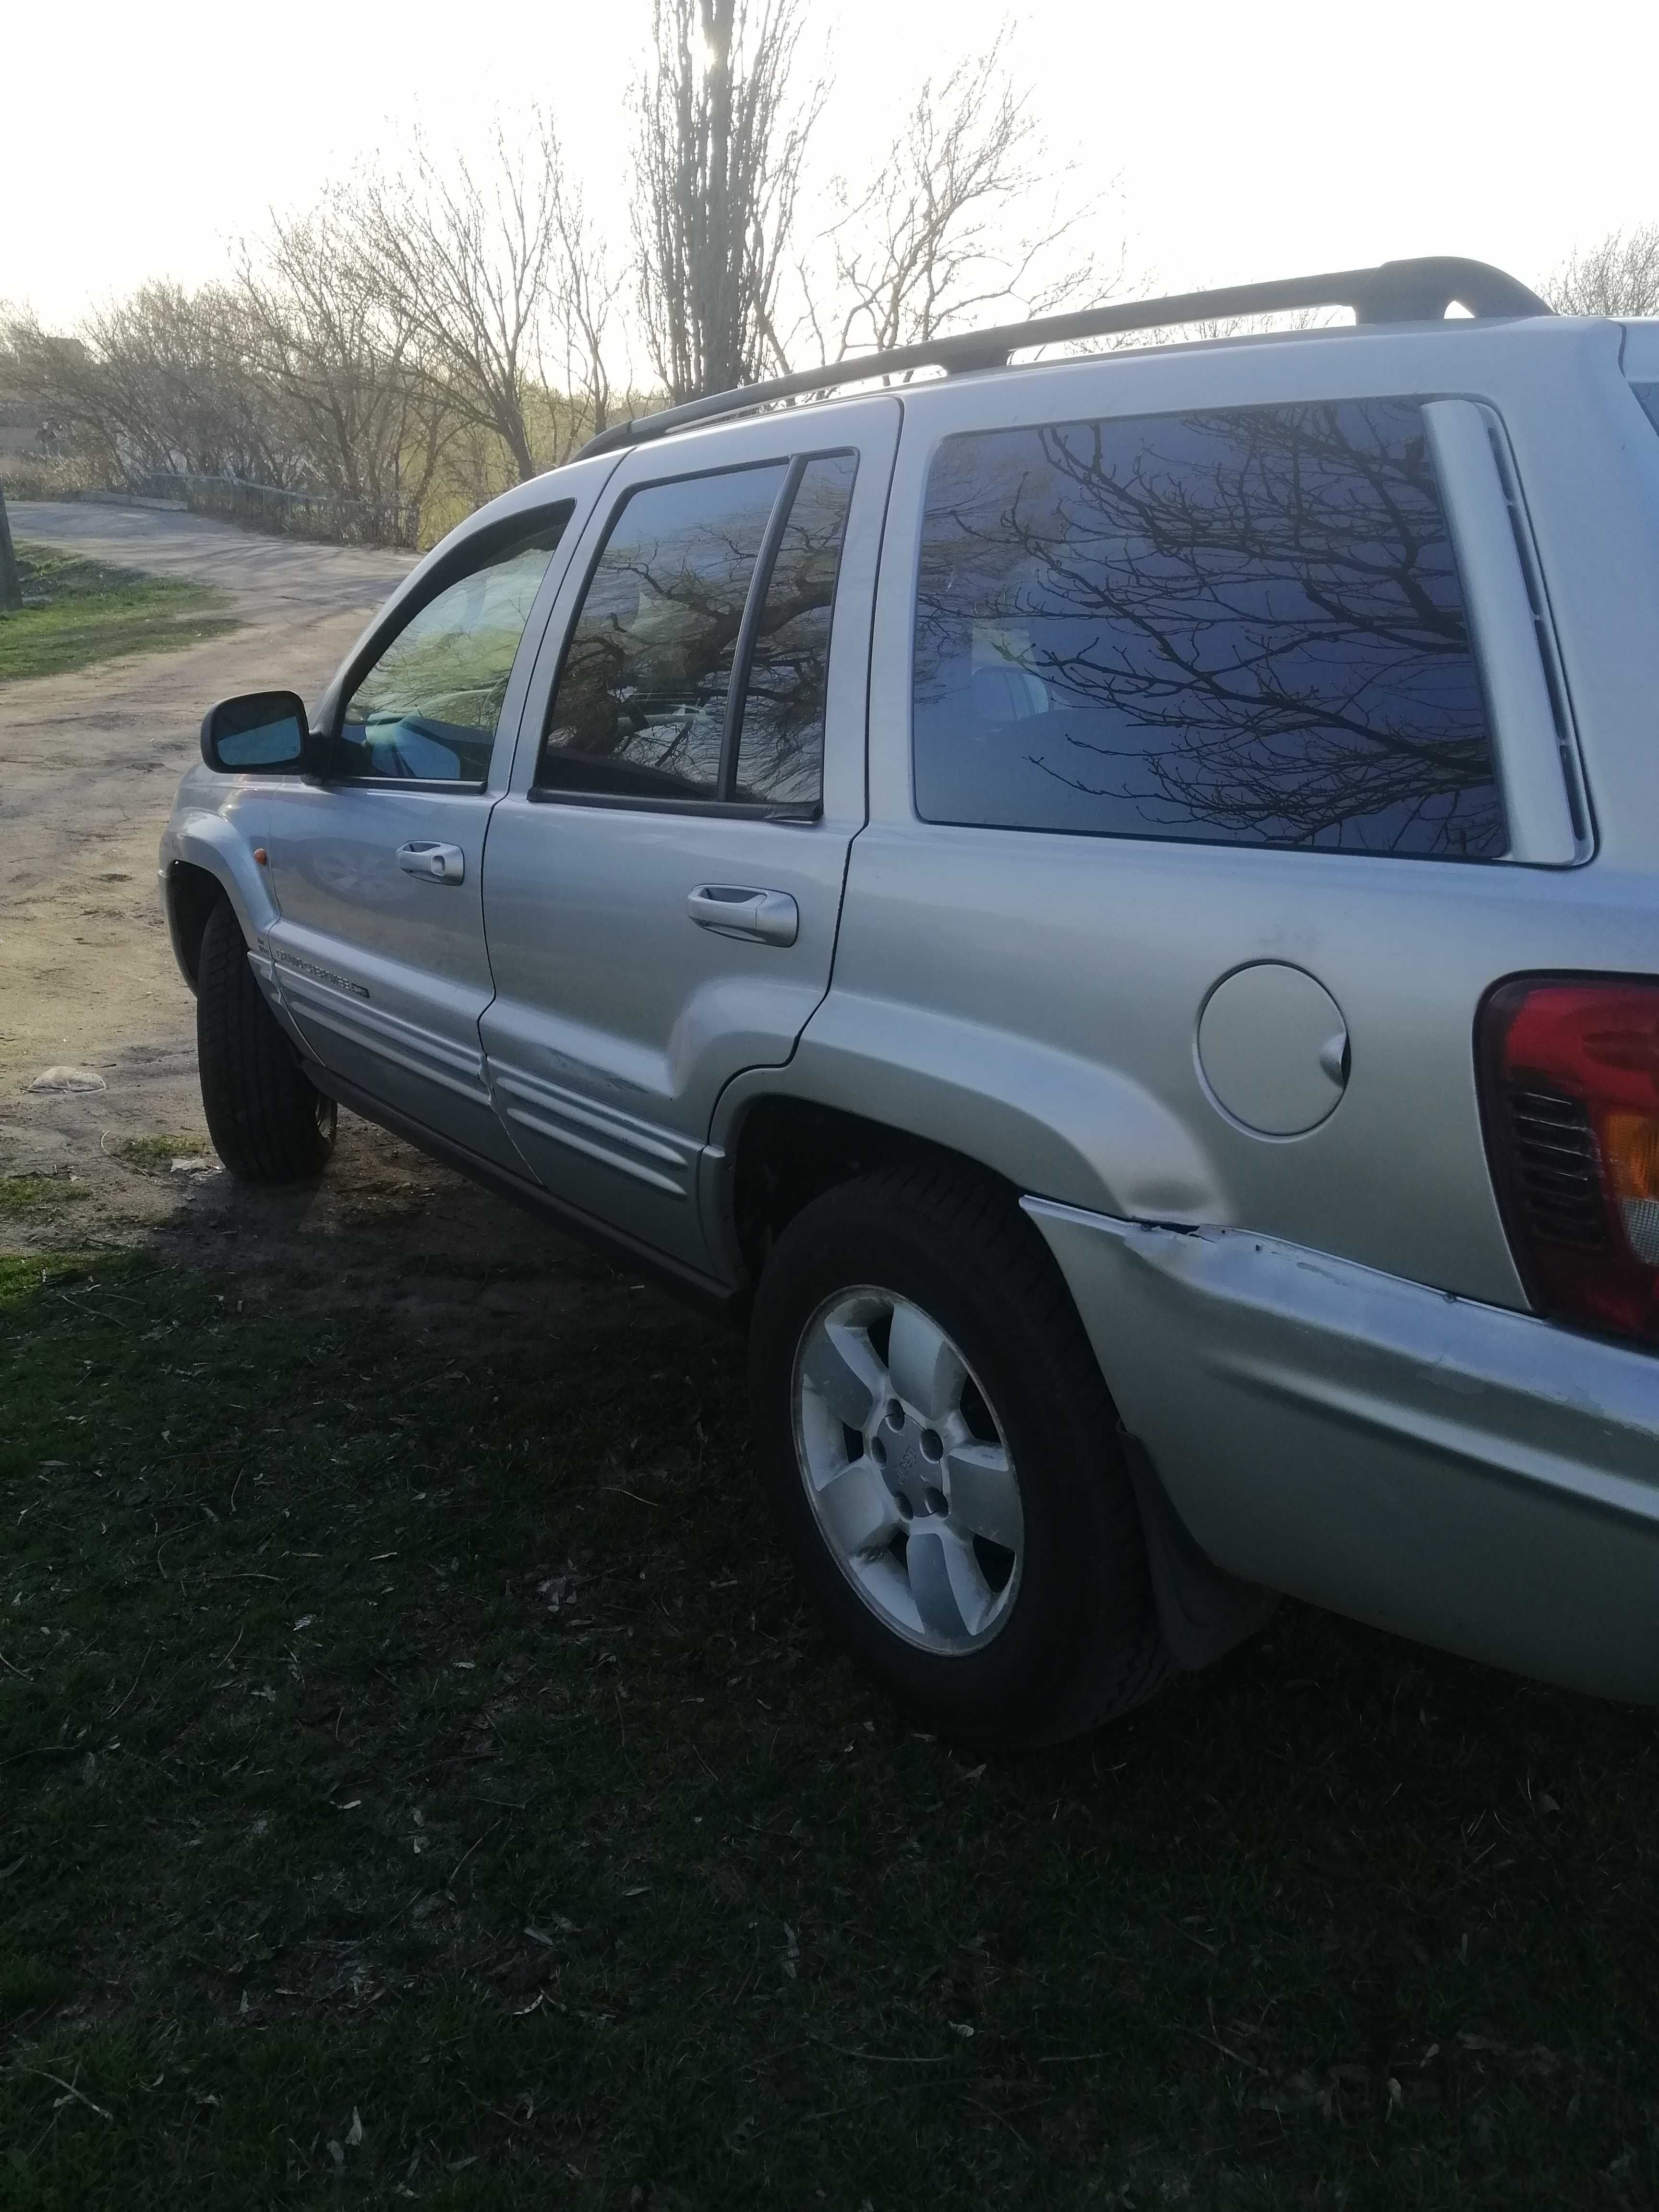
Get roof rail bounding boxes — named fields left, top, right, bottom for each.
left=583, top=256, right=1551, bottom=458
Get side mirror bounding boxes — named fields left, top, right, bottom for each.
left=200, top=691, right=309, bottom=773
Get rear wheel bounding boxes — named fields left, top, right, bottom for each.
left=748, top=1163, right=1169, bottom=1747
left=196, top=897, right=336, bottom=1184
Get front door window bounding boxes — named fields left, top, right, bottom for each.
left=340, top=517, right=569, bottom=782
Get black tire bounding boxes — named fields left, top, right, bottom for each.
left=196, top=897, right=337, bottom=1184
left=748, top=1163, right=1170, bottom=1748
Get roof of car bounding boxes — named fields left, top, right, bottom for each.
left=582, top=257, right=1553, bottom=462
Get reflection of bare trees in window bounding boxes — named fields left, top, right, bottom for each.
left=915, top=402, right=1505, bottom=856
left=544, top=456, right=854, bottom=805
left=735, top=454, right=856, bottom=803
left=546, top=473, right=785, bottom=794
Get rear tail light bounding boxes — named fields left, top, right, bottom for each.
left=1477, top=976, right=1659, bottom=1350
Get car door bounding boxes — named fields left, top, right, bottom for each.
left=257, top=495, right=591, bottom=1171
left=481, top=397, right=900, bottom=1274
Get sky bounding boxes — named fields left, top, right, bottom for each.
left=5, top=0, right=1656, bottom=332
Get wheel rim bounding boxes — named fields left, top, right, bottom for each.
left=791, top=1286, right=1024, bottom=1654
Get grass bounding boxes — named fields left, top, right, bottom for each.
left=0, top=1247, right=1655, bottom=2208
left=0, top=1178, right=88, bottom=1217
left=0, top=544, right=238, bottom=684
left=111, top=1136, right=215, bottom=1178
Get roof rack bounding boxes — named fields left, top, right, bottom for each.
left=583, top=256, right=1551, bottom=458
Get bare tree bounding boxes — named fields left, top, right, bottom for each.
left=238, top=195, right=455, bottom=541
left=5, top=285, right=290, bottom=485
left=3, top=313, right=120, bottom=480
left=547, top=168, right=622, bottom=445
left=1544, top=225, right=1659, bottom=317
left=802, top=26, right=1100, bottom=365
left=632, top=0, right=823, bottom=402
left=357, top=116, right=619, bottom=484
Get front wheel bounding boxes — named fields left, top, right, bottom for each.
left=748, top=1165, right=1169, bottom=1748
left=196, top=898, right=336, bottom=1183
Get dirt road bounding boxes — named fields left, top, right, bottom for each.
left=0, top=504, right=583, bottom=1284
left=1, top=501, right=412, bottom=1068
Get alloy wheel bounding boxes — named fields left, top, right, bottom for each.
left=791, top=1286, right=1024, bottom=1653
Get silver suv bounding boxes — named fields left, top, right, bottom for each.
left=161, top=258, right=1659, bottom=1746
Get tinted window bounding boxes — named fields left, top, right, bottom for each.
left=539, top=465, right=787, bottom=801
left=341, top=518, right=566, bottom=781
left=913, top=401, right=1505, bottom=858
left=733, top=452, right=858, bottom=805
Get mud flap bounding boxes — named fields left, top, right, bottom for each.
left=1122, top=1431, right=1278, bottom=1671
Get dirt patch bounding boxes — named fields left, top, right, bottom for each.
left=0, top=1026, right=627, bottom=1345
left=0, top=502, right=545, bottom=1299
left=0, top=502, right=413, bottom=1082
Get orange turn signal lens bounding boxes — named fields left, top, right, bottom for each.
left=1604, top=1112, right=1659, bottom=1204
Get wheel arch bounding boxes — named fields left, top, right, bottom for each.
left=721, top=1093, right=1023, bottom=1284
left=165, top=859, right=225, bottom=990
left=709, top=1001, right=1227, bottom=1278
left=160, top=812, right=280, bottom=990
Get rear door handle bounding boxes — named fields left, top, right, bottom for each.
left=397, top=842, right=465, bottom=885
left=686, top=884, right=799, bottom=946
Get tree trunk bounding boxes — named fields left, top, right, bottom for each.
left=634, top=0, right=815, bottom=403
left=0, top=485, right=22, bottom=614
left=505, top=415, right=538, bottom=485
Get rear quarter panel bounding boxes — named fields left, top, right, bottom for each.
left=722, top=320, right=1659, bottom=1310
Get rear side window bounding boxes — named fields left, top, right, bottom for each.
left=734, top=453, right=858, bottom=805
left=912, top=400, right=1506, bottom=859
left=538, top=453, right=855, bottom=809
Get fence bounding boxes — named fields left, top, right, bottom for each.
left=120, top=472, right=421, bottom=549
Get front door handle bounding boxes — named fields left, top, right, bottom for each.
left=397, top=842, right=465, bottom=885
left=686, top=884, right=799, bottom=946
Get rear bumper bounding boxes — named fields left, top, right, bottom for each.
left=1024, top=1199, right=1659, bottom=1704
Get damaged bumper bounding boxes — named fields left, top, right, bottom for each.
left=1025, top=1199, right=1659, bottom=1704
